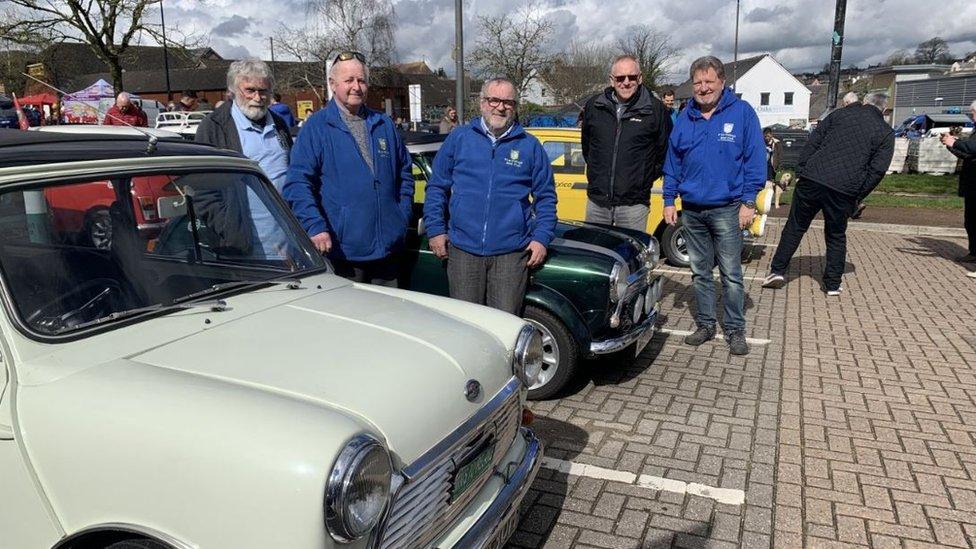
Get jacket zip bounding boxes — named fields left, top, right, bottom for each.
left=609, top=112, right=623, bottom=210
left=482, top=141, right=497, bottom=255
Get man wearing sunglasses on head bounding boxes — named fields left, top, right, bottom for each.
left=284, top=51, right=414, bottom=287
left=581, top=54, right=673, bottom=231
left=423, top=77, right=557, bottom=315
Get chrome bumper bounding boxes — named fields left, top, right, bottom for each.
left=451, top=428, right=542, bottom=549
left=589, top=308, right=658, bottom=355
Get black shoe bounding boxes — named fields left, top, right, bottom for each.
left=726, top=330, right=750, bottom=355
left=956, top=254, right=976, bottom=263
left=684, top=325, right=716, bottom=346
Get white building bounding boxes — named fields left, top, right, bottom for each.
left=674, top=54, right=811, bottom=128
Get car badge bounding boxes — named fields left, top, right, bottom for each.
left=378, top=138, right=388, bottom=152
left=464, top=379, right=481, bottom=402
left=509, top=149, right=519, bottom=161
left=723, top=122, right=734, bottom=134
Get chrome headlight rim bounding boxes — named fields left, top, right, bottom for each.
left=514, top=324, right=544, bottom=387
left=325, top=433, right=393, bottom=543
left=609, top=261, right=630, bottom=303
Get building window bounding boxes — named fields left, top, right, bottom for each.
left=760, top=92, right=770, bottom=106
left=784, top=92, right=794, bottom=105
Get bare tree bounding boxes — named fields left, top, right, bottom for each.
left=469, top=8, right=556, bottom=100
left=542, top=41, right=613, bottom=105
left=616, top=25, right=677, bottom=90
left=914, top=37, right=953, bottom=64
left=299, top=0, right=397, bottom=66
left=0, top=0, right=200, bottom=92
left=273, top=26, right=331, bottom=104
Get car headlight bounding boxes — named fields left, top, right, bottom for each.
left=325, top=434, right=393, bottom=543
left=514, top=324, right=544, bottom=386
left=646, top=238, right=660, bottom=268
left=609, top=262, right=630, bottom=303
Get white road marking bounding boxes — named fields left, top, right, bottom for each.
left=745, top=242, right=779, bottom=248
left=540, top=456, right=745, bottom=505
left=655, top=269, right=768, bottom=282
left=657, top=328, right=772, bottom=346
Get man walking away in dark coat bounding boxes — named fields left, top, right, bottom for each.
left=941, top=99, right=976, bottom=270
left=762, top=93, right=895, bottom=296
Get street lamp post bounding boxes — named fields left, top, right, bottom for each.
left=454, top=0, right=464, bottom=120
left=160, top=0, right=172, bottom=103
left=825, top=0, right=848, bottom=112
left=732, top=0, right=740, bottom=89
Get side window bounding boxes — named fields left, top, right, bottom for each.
left=760, top=92, right=770, bottom=106
left=542, top=141, right=586, bottom=175
left=784, top=92, right=794, bottom=106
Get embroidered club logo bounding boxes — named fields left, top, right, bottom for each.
left=504, top=148, right=524, bottom=168
left=378, top=138, right=388, bottom=152
left=723, top=122, right=734, bottom=134
left=510, top=149, right=520, bottom=161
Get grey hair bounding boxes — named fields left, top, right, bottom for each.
left=863, top=92, right=888, bottom=111
left=970, top=99, right=976, bottom=111
left=609, top=54, right=641, bottom=75
left=329, top=58, right=370, bottom=82
left=689, top=56, right=726, bottom=80
left=226, top=58, right=274, bottom=91
left=842, top=91, right=859, bottom=106
left=480, top=77, right=515, bottom=97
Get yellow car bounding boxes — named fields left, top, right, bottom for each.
left=526, top=127, right=771, bottom=267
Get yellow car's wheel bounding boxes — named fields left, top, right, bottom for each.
left=661, top=220, right=690, bottom=268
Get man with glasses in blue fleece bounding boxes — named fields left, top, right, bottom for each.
left=284, top=51, right=414, bottom=287
left=423, top=77, right=557, bottom=315
left=663, top=56, right=766, bottom=356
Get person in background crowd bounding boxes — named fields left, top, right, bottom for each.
left=284, top=51, right=414, bottom=287
left=438, top=106, right=458, bottom=134
left=663, top=55, right=766, bottom=356
left=941, top=99, right=976, bottom=272
left=179, top=91, right=198, bottom=112
left=269, top=93, right=297, bottom=127
left=424, top=77, right=557, bottom=315
left=763, top=127, right=783, bottom=207
left=103, top=92, right=148, bottom=127
left=762, top=93, right=895, bottom=295
left=197, top=96, right=213, bottom=111
left=662, top=89, right=678, bottom=125
left=166, top=101, right=177, bottom=112
left=582, top=54, right=672, bottom=231
left=842, top=91, right=860, bottom=107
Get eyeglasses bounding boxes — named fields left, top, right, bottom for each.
left=482, top=96, right=517, bottom=109
left=238, top=85, right=270, bottom=97
left=333, top=51, right=366, bottom=64
left=611, top=74, right=641, bottom=84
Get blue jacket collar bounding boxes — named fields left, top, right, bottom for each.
left=686, top=87, right=738, bottom=120
left=323, top=99, right=383, bottom=131
left=469, top=116, right=525, bottom=141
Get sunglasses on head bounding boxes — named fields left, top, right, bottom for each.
left=612, top=74, right=640, bottom=83
left=333, top=51, right=366, bottom=64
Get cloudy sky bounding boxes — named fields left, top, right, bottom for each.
left=165, top=0, right=976, bottom=82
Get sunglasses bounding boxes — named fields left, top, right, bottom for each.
left=612, top=74, right=640, bottom=83
left=333, top=51, right=366, bottom=64
left=482, top=96, right=517, bottom=109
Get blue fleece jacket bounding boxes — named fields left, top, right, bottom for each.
left=283, top=100, right=414, bottom=262
left=424, top=119, right=558, bottom=256
left=663, top=88, right=766, bottom=207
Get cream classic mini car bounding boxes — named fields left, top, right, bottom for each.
left=0, top=130, right=542, bottom=549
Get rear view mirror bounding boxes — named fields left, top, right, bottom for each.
left=157, top=196, right=187, bottom=219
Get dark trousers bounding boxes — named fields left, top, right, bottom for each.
left=331, top=254, right=400, bottom=287
left=965, top=193, right=976, bottom=255
left=770, top=180, right=857, bottom=291
left=447, top=246, right=529, bottom=315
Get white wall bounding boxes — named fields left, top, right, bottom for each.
left=734, top=56, right=811, bottom=127
left=521, top=76, right=561, bottom=107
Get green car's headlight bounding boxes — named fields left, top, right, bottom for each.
left=325, top=434, right=392, bottom=543
left=609, top=262, right=630, bottom=303
left=514, top=324, right=544, bottom=386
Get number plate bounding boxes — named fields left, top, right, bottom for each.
left=483, top=504, right=521, bottom=549
left=452, top=443, right=495, bottom=500
left=634, top=327, right=654, bottom=357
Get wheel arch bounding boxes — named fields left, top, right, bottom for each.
left=52, top=523, right=188, bottom=549
left=523, top=285, right=591, bottom=351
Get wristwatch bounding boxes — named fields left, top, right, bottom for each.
left=743, top=200, right=757, bottom=209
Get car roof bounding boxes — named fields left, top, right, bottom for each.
left=32, top=125, right=184, bottom=139
left=0, top=128, right=240, bottom=167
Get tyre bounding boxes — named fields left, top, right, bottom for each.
left=104, top=539, right=169, bottom=549
left=523, top=304, right=579, bottom=400
left=661, top=220, right=689, bottom=268
left=85, top=207, right=113, bottom=250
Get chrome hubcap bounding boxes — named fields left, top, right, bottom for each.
left=525, top=319, right=560, bottom=390
left=673, top=227, right=688, bottom=264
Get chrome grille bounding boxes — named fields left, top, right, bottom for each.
left=378, top=378, right=522, bottom=549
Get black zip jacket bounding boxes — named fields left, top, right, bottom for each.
left=581, top=86, right=672, bottom=208
left=948, top=132, right=976, bottom=197
left=797, top=104, right=894, bottom=201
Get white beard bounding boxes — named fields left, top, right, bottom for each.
left=239, top=103, right=268, bottom=122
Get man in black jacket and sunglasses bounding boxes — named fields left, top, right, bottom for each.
left=581, top=54, right=672, bottom=232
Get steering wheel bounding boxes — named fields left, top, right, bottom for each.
left=27, top=278, right=125, bottom=333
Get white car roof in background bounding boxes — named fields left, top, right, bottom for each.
left=31, top=125, right=184, bottom=139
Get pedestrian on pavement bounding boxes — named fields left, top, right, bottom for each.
left=941, top=99, right=976, bottom=267
left=581, top=54, right=672, bottom=231
left=439, top=106, right=458, bottom=134
left=194, top=58, right=294, bottom=257
left=764, top=127, right=783, bottom=206
left=103, top=92, right=148, bottom=127
left=269, top=93, right=297, bottom=127
left=762, top=93, right=895, bottom=296
left=842, top=91, right=859, bottom=107
left=284, top=51, right=414, bottom=287
left=662, top=89, right=678, bottom=125
left=179, top=91, right=198, bottom=112
left=423, top=77, right=558, bottom=315
left=663, top=55, right=766, bottom=355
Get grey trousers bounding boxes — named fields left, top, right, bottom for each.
left=331, top=254, right=400, bottom=287
left=447, top=246, right=529, bottom=315
left=585, top=200, right=650, bottom=232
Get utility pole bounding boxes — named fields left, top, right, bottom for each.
left=825, top=0, right=847, bottom=112
left=454, top=0, right=464, bottom=120
left=269, top=36, right=276, bottom=82
left=160, top=0, right=172, bottom=102
left=731, top=0, right=740, bottom=89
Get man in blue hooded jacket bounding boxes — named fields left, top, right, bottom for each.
left=662, top=56, right=766, bottom=355
left=424, top=77, right=558, bottom=315
left=284, top=52, right=414, bottom=286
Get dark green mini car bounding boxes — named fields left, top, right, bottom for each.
left=402, top=134, right=665, bottom=399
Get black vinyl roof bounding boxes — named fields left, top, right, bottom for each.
left=0, top=129, right=242, bottom=168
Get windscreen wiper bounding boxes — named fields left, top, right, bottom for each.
left=56, top=299, right=232, bottom=334
left=172, top=275, right=305, bottom=305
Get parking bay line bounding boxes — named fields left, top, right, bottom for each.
left=655, top=268, right=768, bottom=282
left=656, top=327, right=772, bottom=346
left=539, top=456, right=746, bottom=505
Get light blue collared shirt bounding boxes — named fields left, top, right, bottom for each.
left=480, top=117, right=514, bottom=144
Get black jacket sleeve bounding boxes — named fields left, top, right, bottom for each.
left=858, top=130, right=895, bottom=200
left=952, top=135, right=976, bottom=158
left=651, top=101, right=673, bottom=178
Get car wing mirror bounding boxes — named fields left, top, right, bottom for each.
left=157, top=195, right=187, bottom=218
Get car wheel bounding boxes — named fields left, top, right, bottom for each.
left=86, top=208, right=113, bottom=250
left=661, top=220, right=689, bottom=268
left=523, top=304, right=579, bottom=400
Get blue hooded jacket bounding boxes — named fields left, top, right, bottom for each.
left=283, top=100, right=414, bottom=262
left=424, top=119, right=558, bottom=256
left=663, top=87, right=766, bottom=207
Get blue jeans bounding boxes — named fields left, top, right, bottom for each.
left=681, top=202, right=746, bottom=331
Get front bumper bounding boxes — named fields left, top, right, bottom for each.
left=590, top=307, right=658, bottom=354
left=435, top=427, right=542, bottom=549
